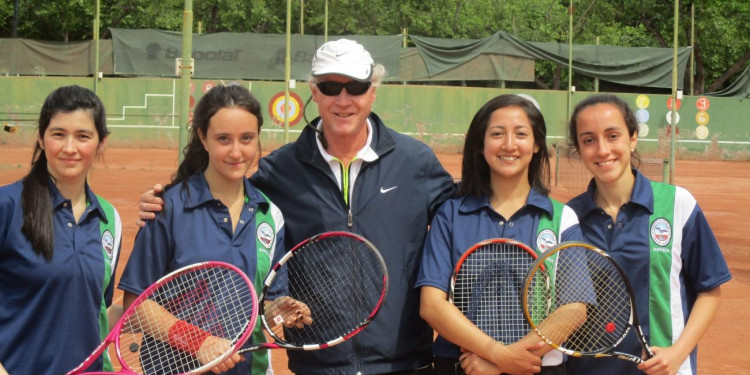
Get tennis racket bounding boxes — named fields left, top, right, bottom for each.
left=449, top=238, right=539, bottom=345
left=237, top=231, right=389, bottom=353
left=521, top=241, right=654, bottom=364
left=67, top=261, right=258, bottom=375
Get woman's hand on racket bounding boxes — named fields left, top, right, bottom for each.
left=637, top=346, right=684, bottom=375
left=265, top=296, right=313, bottom=329
left=198, top=337, right=244, bottom=374
left=131, top=298, right=245, bottom=373
left=136, top=183, right=164, bottom=227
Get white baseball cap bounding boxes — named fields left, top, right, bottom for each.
left=311, top=39, right=374, bottom=82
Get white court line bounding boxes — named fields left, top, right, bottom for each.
left=107, top=81, right=176, bottom=128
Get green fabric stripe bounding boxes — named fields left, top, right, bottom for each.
left=534, top=199, right=564, bottom=320
left=331, top=157, right=357, bottom=206
left=648, top=181, right=676, bottom=347
left=252, top=191, right=274, bottom=374
left=96, top=196, right=115, bottom=371
left=342, top=161, right=350, bottom=206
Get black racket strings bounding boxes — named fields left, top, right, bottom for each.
left=267, top=236, right=385, bottom=346
left=118, top=266, right=255, bottom=373
left=527, top=246, right=632, bottom=354
left=454, top=242, right=535, bottom=344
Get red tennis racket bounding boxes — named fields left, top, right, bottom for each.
left=238, top=231, right=389, bottom=353
left=66, top=261, right=258, bottom=375
left=522, top=241, right=654, bottom=365
left=449, top=238, right=540, bottom=344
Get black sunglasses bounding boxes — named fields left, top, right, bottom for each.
left=316, top=81, right=372, bottom=96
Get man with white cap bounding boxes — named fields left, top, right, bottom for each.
left=253, top=38, right=455, bottom=375
left=138, top=38, right=455, bottom=374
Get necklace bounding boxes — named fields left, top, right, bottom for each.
left=71, top=197, right=87, bottom=222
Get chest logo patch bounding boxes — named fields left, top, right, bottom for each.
left=650, top=218, right=672, bottom=247
left=102, top=230, right=114, bottom=260
left=536, top=229, right=557, bottom=253
left=257, top=222, right=274, bottom=250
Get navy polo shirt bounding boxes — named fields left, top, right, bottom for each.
left=565, top=169, right=731, bottom=375
left=0, top=180, right=120, bottom=375
left=416, top=188, right=582, bottom=360
left=119, top=173, right=285, bottom=375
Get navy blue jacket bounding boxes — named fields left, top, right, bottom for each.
left=252, top=112, right=456, bottom=375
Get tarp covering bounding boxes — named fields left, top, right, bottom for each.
left=398, top=47, right=535, bottom=82
left=707, top=64, right=750, bottom=98
left=0, top=30, right=699, bottom=90
left=0, top=39, right=113, bottom=76
left=410, top=31, right=692, bottom=89
left=109, top=29, right=402, bottom=80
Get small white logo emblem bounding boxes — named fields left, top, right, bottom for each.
left=651, top=218, right=671, bottom=247
left=536, top=229, right=557, bottom=252
left=380, top=186, right=397, bottom=194
left=257, top=222, right=274, bottom=251
left=102, top=230, right=114, bottom=260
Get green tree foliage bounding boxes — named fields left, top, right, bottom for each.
left=0, top=0, right=746, bottom=94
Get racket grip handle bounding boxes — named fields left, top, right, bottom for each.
left=168, top=320, right=211, bottom=355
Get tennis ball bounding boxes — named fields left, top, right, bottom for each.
left=605, top=322, right=616, bottom=333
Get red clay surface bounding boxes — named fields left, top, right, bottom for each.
left=0, top=146, right=747, bottom=374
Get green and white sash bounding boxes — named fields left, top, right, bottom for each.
left=648, top=181, right=677, bottom=347
left=251, top=190, right=282, bottom=375
left=96, top=196, right=121, bottom=372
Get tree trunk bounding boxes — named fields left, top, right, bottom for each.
left=641, top=16, right=667, bottom=48
left=453, top=2, right=462, bottom=34
left=693, top=44, right=705, bottom=95
left=103, top=3, right=135, bottom=39
left=535, top=77, right=550, bottom=90
left=706, top=49, right=750, bottom=92
left=210, top=4, right=219, bottom=33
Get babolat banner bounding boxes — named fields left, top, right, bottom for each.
left=109, top=28, right=403, bottom=80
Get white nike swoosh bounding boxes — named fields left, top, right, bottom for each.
left=380, top=186, right=397, bottom=194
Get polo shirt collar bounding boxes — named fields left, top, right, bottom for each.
left=315, top=118, right=379, bottom=163
left=577, top=168, right=654, bottom=217
left=183, top=172, right=268, bottom=211
left=457, top=187, right=552, bottom=216
left=47, top=178, right=107, bottom=221
left=629, top=168, right=655, bottom=214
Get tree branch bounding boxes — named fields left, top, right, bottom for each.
left=104, top=2, right=136, bottom=38
left=574, top=0, right=598, bottom=37
left=707, top=49, right=750, bottom=92
left=641, top=15, right=667, bottom=47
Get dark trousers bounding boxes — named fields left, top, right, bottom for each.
left=434, top=357, right=566, bottom=375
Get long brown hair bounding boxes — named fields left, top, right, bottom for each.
left=458, top=94, right=551, bottom=198
left=22, top=85, right=109, bottom=261
left=164, top=84, right=264, bottom=196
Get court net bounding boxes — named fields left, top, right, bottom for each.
left=553, top=143, right=666, bottom=195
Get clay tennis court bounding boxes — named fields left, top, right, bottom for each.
left=0, top=146, right=747, bottom=374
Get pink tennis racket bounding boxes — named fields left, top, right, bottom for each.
left=66, top=261, right=258, bottom=375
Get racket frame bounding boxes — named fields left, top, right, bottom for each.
left=521, top=241, right=654, bottom=364
left=239, top=231, right=388, bottom=353
left=67, top=261, right=258, bottom=375
left=447, top=237, right=541, bottom=346
left=449, top=238, right=538, bottom=304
